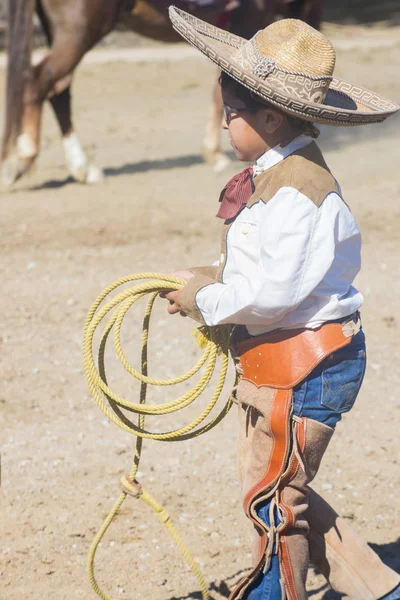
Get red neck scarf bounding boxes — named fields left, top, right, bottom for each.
left=216, top=166, right=254, bottom=220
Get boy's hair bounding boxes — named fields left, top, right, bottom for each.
left=219, top=71, right=320, bottom=139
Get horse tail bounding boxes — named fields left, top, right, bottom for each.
left=1, top=0, right=35, bottom=161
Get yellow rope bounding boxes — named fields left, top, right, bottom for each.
left=83, top=273, right=237, bottom=600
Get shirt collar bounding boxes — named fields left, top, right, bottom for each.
left=253, top=134, right=313, bottom=178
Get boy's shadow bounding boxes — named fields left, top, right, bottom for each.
left=169, top=570, right=244, bottom=600
left=308, top=538, right=400, bottom=599
left=170, top=570, right=238, bottom=600
left=370, top=538, right=400, bottom=572
left=169, top=540, right=400, bottom=599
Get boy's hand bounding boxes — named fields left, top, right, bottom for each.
left=161, top=270, right=195, bottom=316
left=165, top=290, right=184, bottom=315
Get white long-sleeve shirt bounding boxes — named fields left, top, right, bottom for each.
left=190, top=136, right=363, bottom=335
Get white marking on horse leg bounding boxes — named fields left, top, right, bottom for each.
left=17, top=133, right=37, bottom=159
left=203, top=134, right=231, bottom=172
left=203, top=113, right=231, bottom=172
left=1, top=154, right=20, bottom=186
left=213, top=152, right=231, bottom=173
left=63, top=131, right=88, bottom=181
left=1, top=147, right=37, bottom=185
left=63, top=131, right=104, bottom=184
left=85, top=163, right=104, bottom=185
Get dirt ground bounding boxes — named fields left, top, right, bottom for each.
left=1, top=23, right=400, bottom=600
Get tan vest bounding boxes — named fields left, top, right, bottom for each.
left=216, top=141, right=341, bottom=283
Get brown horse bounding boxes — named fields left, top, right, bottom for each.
left=1, top=0, right=323, bottom=185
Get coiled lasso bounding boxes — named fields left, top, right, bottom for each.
left=83, top=273, right=238, bottom=600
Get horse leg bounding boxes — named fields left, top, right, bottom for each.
left=49, top=80, right=103, bottom=184
left=40, top=0, right=104, bottom=184
left=11, top=30, right=101, bottom=183
left=11, top=62, right=45, bottom=181
left=4, top=0, right=117, bottom=185
left=285, top=0, right=323, bottom=29
left=1, top=0, right=35, bottom=185
left=202, top=74, right=231, bottom=173
left=0, top=65, right=44, bottom=185
left=1, top=69, right=39, bottom=185
left=301, top=0, right=323, bottom=30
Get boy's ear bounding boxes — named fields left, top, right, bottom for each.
left=264, top=108, right=285, bottom=134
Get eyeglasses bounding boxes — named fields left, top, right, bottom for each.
left=223, top=104, right=256, bottom=125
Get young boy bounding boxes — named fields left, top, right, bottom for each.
left=164, top=9, right=400, bottom=600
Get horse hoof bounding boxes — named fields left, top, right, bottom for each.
left=69, top=161, right=89, bottom=183
left=0, top=153, right=35, bottom=186
left=85, top=164, right=104, bottom=184
left=213, top=152, right=231, bottom=173
left=1, top=154, right=20, bottom=186
left=202, top=147, right=231, bottom=172
left=68, top=161, right=104, bottom=184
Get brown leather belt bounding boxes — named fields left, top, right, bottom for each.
left=235, top=317, right=360, bottom=390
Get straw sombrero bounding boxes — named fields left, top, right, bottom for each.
left=169, top=6, right=399, bottom=126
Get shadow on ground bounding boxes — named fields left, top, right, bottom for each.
left=20, top=152, right=235, bottom=192
left=170, top=539, right=400, bottom=600
left=103, top=153, right=207, bottom=177
left=8, top=111, right=400, bottom=193
left=370, top=537, right=400, bottom=573
left=310, top=537, right=400, bottom=599
left=169, top=569, right=245, bottom=600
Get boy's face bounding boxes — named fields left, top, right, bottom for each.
left=221, top=84, right=269, bottom=162
left=221, top=85, right=284, bottom=162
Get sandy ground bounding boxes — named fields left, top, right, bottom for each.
left=1, top=23, right=400, bottom=600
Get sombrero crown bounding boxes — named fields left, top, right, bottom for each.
left=169, top=6, right=399, bottom=126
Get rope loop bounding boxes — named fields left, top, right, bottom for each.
left=84, top=273, right=238, bottom=600
left=119, top=475, right=142, bottom=498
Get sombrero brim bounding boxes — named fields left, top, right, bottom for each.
left=169, top=6, right=399, bottom=126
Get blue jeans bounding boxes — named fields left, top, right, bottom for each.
left=246, top=329, right=367, bottom=600
left=380, top=583, right=400, bottom=600
left=293, top=328, right=366, bottom=428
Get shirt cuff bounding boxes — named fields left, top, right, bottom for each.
left=179, top=275, right=217, bottom=323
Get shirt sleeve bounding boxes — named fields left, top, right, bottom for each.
left=185, top=188, right=359, bottom=327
